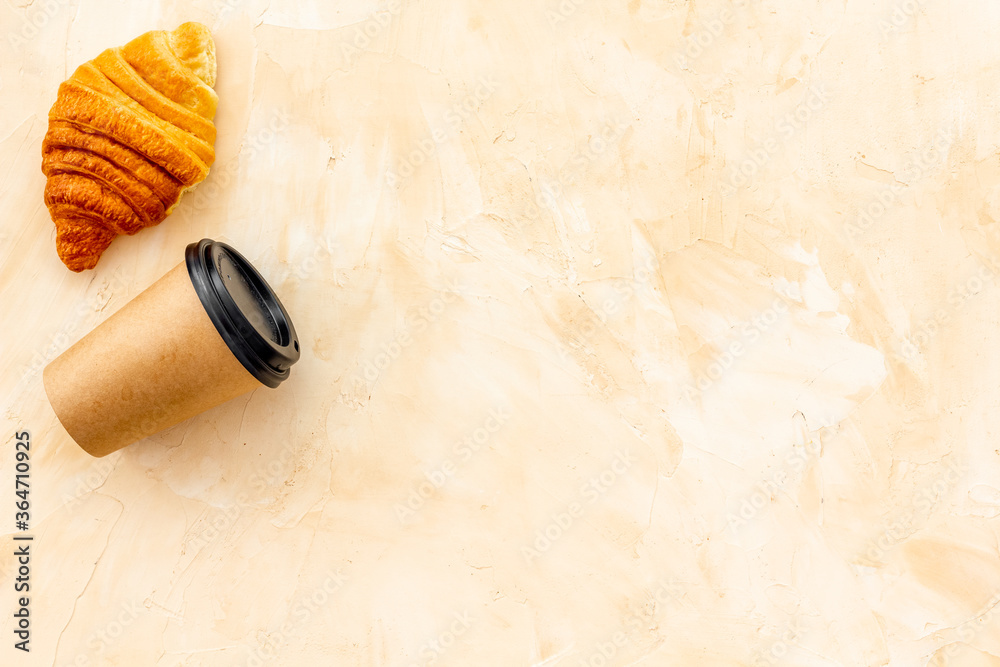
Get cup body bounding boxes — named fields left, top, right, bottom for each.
left=43, top=261, right=264, bottom=457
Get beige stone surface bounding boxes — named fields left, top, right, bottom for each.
left=2, top=0, right=1000, bottom=665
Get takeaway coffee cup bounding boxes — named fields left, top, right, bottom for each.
left=43, top=239, right=300, bottom=457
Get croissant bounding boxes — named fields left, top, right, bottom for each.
left=41, top=22, right=218, bottom=272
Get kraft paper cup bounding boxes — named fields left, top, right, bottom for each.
left=43, top=239, right=300, bottom=457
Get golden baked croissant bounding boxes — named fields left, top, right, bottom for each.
left=41, top=22, right=218, bottom=272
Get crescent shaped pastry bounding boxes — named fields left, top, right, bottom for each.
left=41, top=22, right=218, bottom=271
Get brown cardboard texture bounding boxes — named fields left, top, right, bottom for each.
left=43, top=262, right=264, bottom=457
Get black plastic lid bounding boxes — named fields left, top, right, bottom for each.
left=185, top=239, right=300, bottom=388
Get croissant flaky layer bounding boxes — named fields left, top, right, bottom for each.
left=42, top=22, right=218, bottom=272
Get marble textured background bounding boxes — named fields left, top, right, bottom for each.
left=2, top=0, right=1000, bottom=665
